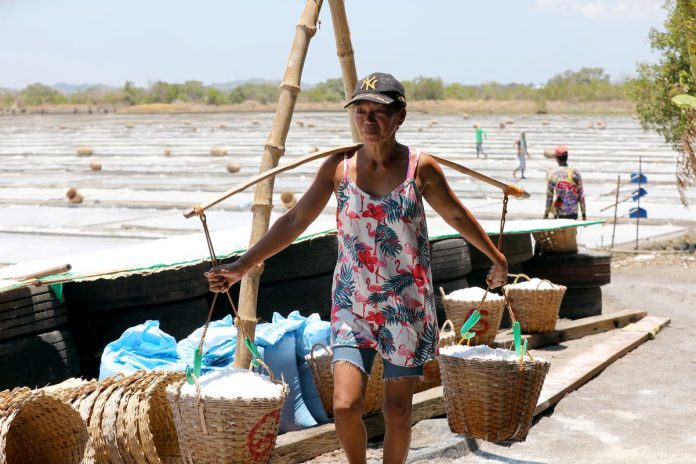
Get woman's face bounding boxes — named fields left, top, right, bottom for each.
left=353, top=100, right=406, bottom=144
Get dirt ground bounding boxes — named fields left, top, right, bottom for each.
left=302, top=247, right=696, bottom=464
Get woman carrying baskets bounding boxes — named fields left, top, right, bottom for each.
left=206, top=72, right=508, bottom=464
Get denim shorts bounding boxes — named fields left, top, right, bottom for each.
left=332, top=346, right=423, bottom=379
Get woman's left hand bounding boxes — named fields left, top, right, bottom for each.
left=486, top=261, right=508, bottom=289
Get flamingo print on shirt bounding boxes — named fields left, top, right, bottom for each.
left=331, top=148, right=439, bottom=367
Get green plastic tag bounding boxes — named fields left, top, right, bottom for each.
left=185, top=348, right=202, bottom=385
left=460, top=309, right=481, bottom=340
left=513, top=322, right=527, bottom=357
left=244, top=337, right=262, bottom=368
left=48, top=283, right=64, bottom=304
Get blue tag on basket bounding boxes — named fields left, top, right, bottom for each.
left=512, top=322, right=527, bottom=357
left=460, top=309, right=481, bottom=341
left=244, top=337, right=262, bottom=368
left=185, top=348, right=202, bottom=385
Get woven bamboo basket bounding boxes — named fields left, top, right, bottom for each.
left=533, top=227, right=578, bottom=253
left=415, top=320, right=457, bottom=393
left=439, top=349, right=550, bottom=443
left=306, top=344, right=385, bottom=416
left=166, top=362, right=289, bottom=464
left=0, top=389, right=91, bottom=464
left=505, top=274, right=566, bottom=333
left=440, top=287, right=506, bottom=346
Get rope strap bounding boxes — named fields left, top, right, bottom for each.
left=186, top=213, right=252, bottom=385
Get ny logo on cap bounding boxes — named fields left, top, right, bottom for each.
left=361, top=75, right=378, bottom=90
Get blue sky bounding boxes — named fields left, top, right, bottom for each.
left=0, top=0, right=668, bottom=89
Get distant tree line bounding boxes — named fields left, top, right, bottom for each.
left=0, top=68, right=630, bottom=108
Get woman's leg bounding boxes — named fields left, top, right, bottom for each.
left=382, top=377, right=417, bottom=464
left=333, top=361, right=369, bottom=464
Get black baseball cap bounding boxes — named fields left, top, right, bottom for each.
left=344, top=72, right=407, bottom=108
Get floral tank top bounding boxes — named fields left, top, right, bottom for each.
left=330, top=148, right=439, bottom=368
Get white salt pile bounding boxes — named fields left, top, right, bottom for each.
left=447, top=287, right=503, bottom=301
left=178, top=365, right=284, bottom=399
left=440, top=344, right=545, bottom=363
left=507, top=278, right=560, bottom=290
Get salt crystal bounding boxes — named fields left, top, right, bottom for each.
left=178, top=365, right=284, bottom=399
left=440, top=344, right=545, bottom=363
left=508, top=278, right=560, bottom=290
left=446, top=287, right=503, bottom=301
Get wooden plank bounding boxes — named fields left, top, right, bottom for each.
left=493, top=309, right=647, bottom=350
left=533, top=316, right=670, bottom=416
left=273, top=385, right=446, bottom=463
left=273, top=314, right=667, bottom=463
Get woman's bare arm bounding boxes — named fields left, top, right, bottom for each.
left=418, top=153, right=508, bottom=287
left=206, top=154, right=342, bottom=292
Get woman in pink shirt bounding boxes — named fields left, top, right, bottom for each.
left=206, top=72, right=508, bottom=464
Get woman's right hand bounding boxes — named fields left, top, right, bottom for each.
left=204, top=262, right=247, bottom=293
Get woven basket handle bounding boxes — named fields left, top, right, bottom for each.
left=438, top=287, right=450, bottom=313
left=251, top=357, right=283, bottom=385
left=440, top=319, right=455, bottom=336
left=509, top=272, right=531, bottom=285
left=310, top=343, right=333, bottom=362
left=309, top=343, right=332, bottom=388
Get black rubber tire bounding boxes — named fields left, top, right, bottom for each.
left=0, top=329, right=81, bottom=389
left=256, top=272, right=334, bottom=322
left=72, top=296, right=211, bottom=378
left=0, top=300, right=68, bottom=341
left=433, top=276, right=469, bottom=326
left=63, top=261, right=211, bottom=312
left=469, top=233, right=534, bottom=269
left=430, top=238, right=472, bottom=283
left=259, top=233, right=338, bottom=283
left=560, top=287, right=602, bottom=320
left=522, top=252, right=611, bottom=288
left=0, top=287, right=54, bottom=311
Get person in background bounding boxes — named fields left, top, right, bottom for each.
left=206, top=72, right=508, bottom=464
left=544, top=145, right=586, bottom=220
left=512, top=131, right=531, bottom=179
left=473, top=123, right=487, bottom=158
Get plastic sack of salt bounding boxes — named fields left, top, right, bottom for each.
left=99, top=320, right=183, bottom=379
left=277, top=311, right=331, bottom=424
left=176, top=314, right=240, bottom=370
left=166, top=364, right=289, bottom=464
left=256, top=314, right=319, bottom=432
left=438, top=344, right=550, bottom=443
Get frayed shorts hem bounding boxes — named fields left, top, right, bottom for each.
left=331, top=346, right=424, bottom=379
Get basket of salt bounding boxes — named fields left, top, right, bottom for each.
left=415, top=320, right=457, bottom=393
left=166, top=361, right=288, bottom=464
left=505, top=274, right=566, bottom=333
left=440, top=287, right=505, bottom=346
left=306, top=344, right=384, bottom=416
left=0, top=389, right=91, bottom=464
left=439, top=344, right=550, bottom=443
left=533, top=227, right=578, bottom=254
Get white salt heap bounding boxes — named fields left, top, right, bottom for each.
left=447, top=287, right=503, bottom=301
left=440, top=344, right=545, bottom=363
left=507, top=278, right=560, bottom=290
left=178, top=365, right=284, bottom=399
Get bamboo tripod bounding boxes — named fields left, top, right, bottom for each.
left=185, top=0, right=529, bottom=369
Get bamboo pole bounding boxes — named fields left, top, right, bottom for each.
left=233, top=0, right=324, bottom=369
left=183, top=144, right=361, bottom=218
left=328, top=0, right=359, bottom=142
left=186, top=146, right=528, bottom=215
left=429, top=154, right=530, bottom=199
